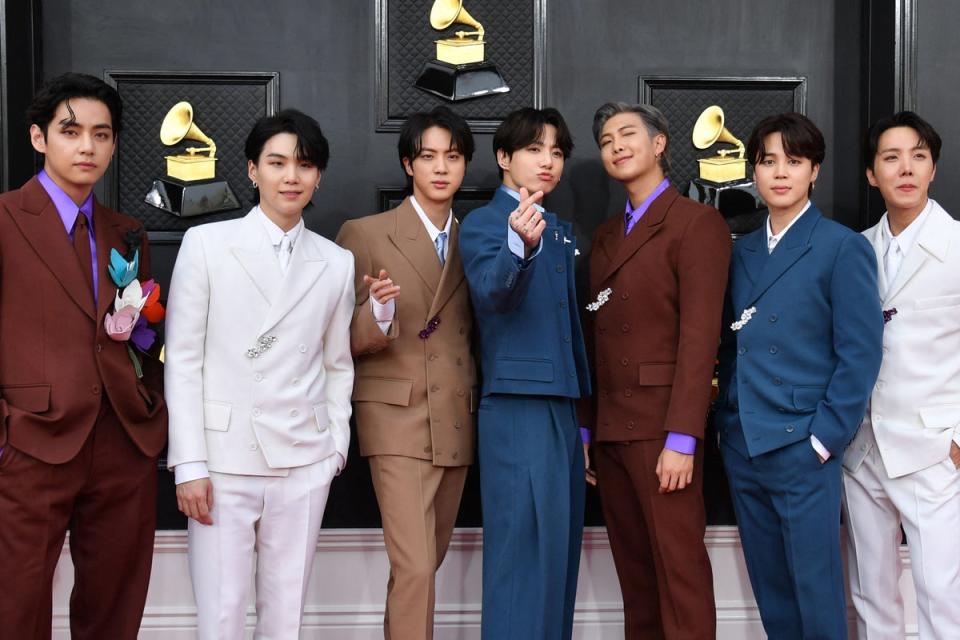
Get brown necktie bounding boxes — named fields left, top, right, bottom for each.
left=73, top=211, right=94, bottom=293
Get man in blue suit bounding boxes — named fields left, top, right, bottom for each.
left=716, top=113, right=883, bottom=639
left=459, top=107, right=590, bottom=640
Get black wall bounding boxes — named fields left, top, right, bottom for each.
left=24, top=0, right=935, bottom=527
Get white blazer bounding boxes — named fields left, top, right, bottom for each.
left=165, top=209, right=355, bottom=476
left=845, top=200, right=960, bottom=478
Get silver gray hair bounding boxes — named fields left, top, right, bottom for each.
left=592, top=102, right=671, bottom=175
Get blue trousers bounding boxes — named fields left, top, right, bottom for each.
left=722, top=431, right=847, bottom=640
left=478, top=394, right=585, bottom=640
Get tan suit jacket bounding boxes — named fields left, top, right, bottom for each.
left=336, top=197, right=476, bottom=466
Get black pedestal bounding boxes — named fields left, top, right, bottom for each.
left=144, top=177, right=240, bottom=218
left=414, top=60, right=510, bottom=102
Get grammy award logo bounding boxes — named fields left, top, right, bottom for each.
left=144, top=101, right=240, bottom=218
left=692, top=105, right=748, bottom=184
left=414, top=0, right=510, bottom=102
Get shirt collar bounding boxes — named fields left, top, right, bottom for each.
left=255, top=205, right=304, bottom=247
left=766, top=200, right=812, bottom=247
left=882, top=198, right=932, bottom=257
left=625, top=178, right=670, bottom=219
left=409, top=195, right=452, bottom=242
left=499, top=184, right=545, bottom=213
left=37, top=169, right=95, bottom=235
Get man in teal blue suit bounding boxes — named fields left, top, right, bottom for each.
left=459, top=107, right=590, bottom=640
left=716, top=113, right=883, bottom=639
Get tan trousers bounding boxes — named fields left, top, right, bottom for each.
left=368, top=455, right=467, bottom=640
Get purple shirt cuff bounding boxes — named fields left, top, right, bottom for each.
left=664, top=431, right=697, bottom=454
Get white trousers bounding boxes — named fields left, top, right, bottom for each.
left=842, top=424, right=960, bottom=640
left=188, top=455, right=338, bottom=640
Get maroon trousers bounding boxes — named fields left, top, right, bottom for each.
left=0, top=398, right=157, bottom=640
left=595, top=438, right=716, bottom=640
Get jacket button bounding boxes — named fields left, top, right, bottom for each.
left=456, top=357, right=463, bottom=365
left=738, top=347, right=747, bottom=355
left=298, top=344, right=307, bottom=353
left=91, top=384, right=100, bottom=395
left=769, top=314, right=778, bottom=322
left=423, top=445, right=432, bottom=453
left=624, top=389, right=633, bottom=397
left=431, top=385, right=440, bottom=392
left=252, top=408, right=262, bottom=417
left=455, top=421, right=461, bottom=429
left=255, top=373, right=263, bottom=382
left=452, top=452, right=459, bottom=460
left=769, top=346, right=778, bottom=354
left=292, top=377, right=300, bottom=385
left=777, top=407, right=786, bottom=413
left=621, top=292, right=629, bottom=300
left=773, top=377, right=782, bottom=386
left=556, top=264, right=564, bottom=272
left=429, top=354, right=437, bottom=361
left=559, top=300, right=568, bottom=309
left=627, top=421, right=635, bottom=429
left=96, top=344, right=103, bottom=353
left=621, top=358, right=628, bottom=366
left=249, top=443, right=258, bottom=451
left=563, top=335, right=571, bottom=343
left=786, top=425, right=795, bottom=433
left=621, top=323, right=630, bottom=333
left=457, top=389, right=465, bottom=397
left=290, top=409, right=299, bottom=417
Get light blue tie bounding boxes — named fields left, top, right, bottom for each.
left=435, top=231, right=447, bottom=266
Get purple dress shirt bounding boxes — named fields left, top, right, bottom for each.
left=38, top=170, right=98, bottom=303
left=624, top=179, right=696, bottom=455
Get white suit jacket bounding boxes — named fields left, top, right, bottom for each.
left=845, top=200, right=960, bottom=478
left=165, top=209, right=355, bottom=476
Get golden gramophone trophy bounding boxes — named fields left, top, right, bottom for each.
left=692, top=105, right=748, bottom=184
left=414, top=0, right=510, bottom=101
left=144, top=101, right=240, bottom=217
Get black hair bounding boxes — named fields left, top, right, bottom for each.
left=492, top=107, right=574, bottom=178
left=863, top=110, right=941, bottom=169
left=244, top=109, right=329, bottom=170
left=26, top=72, right=123, bottom=138
left=746, top=112, right=825, bottom=167
left=397, top=106, right=474, bottom=190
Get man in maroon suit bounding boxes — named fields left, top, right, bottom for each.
left=583, top=102, right=730, bottom=639
left=0, top=73, right=167, bottom=640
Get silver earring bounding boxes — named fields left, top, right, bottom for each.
left=314, top=183, right=320, bottom=192
left=251, top=180, right=258, bottom=188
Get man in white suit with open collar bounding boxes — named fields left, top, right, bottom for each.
left=843, top=111, right=960, bottom=640
left=165, top=111, right=354, bottom=639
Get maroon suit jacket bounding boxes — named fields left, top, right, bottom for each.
left=0, top=177, right=167, bottom=464
left=585, top=185, right=731, bottom=442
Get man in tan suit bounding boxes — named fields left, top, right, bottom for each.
left=336, top=106, right=477, bottom=640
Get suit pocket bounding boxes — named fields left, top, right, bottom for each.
left=495, top=357, right=554, bottom=382
left=919, top=404, right=960, bottom=431
left=915, top=294, right=960, bottom=311
left=0, top=383, right=51, bottom=413
left=792, top=386, right=826, bottom=411
left=203, top=400, right=232, bottom=432
left=637, top=363, right=676, bottom=386
left=352, top=376, right=413, bottom=407
left=314, top=403, right=330, bottom=433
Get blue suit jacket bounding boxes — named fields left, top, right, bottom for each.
left=459, top=188, right=590, bottom=399
left=716, top=205, right=883, bottom=458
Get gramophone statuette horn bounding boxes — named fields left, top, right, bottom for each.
left=692, top=105, right=747, bottom=183
left=430, top=0, right=485, bottom=42
left=160, top=101, right=217, bottom=159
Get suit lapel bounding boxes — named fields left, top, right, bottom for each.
left=7, top=177, right=96, bottom=321
left=596, top=186, right=678, bottom=285
left=388, top=198, right=442, bottom=295
left=231, top=211, right=283, bottom=306
left=885, top=203, right=952, bottom=303
left=737, top=229, right=768, bottom=290
left=427, top=217, right=465, bottom=319
left=259, top=229, right=327, bottom=335
left=745, top=207, right=819, bottom=306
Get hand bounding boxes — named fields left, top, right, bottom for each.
left=507, top=187, right=546, bottom=249
left=363, top=269, right=400, bottom=305
left=584, top=442, right=597, bottom=486
left=951, top=441, right=960, bottom=470
left=655, top=448, right=694, bottom=494
left=176, top=477, right=214, bottom=525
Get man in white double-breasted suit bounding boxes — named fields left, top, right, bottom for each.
left=165, top=111, right=354, bottom=639
left=843, top=111, right=960, bottom=640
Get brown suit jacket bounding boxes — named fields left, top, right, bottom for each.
left=0, top=177, right=167, bottom=464
left=586, top=185, right=731, bottom=442
left=336, top=198, right=477, bottom=466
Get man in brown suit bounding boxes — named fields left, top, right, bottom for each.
left=0, top=74, right=167, bottom=640
left=336, top=107, right=477, bottom=640
left=584, top=102, right=730, bottom=639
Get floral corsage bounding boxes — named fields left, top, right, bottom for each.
left=103, top=233, right=165, bottom=378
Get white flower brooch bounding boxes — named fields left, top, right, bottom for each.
left=730, top=306, right=756, bottom=331
left=586, top=288, right=612, bottom=312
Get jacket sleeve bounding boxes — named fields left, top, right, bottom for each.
left=459, top=208, right=537, bottom=314
left=664, top=211, right=732, bottom=439
left=163, top=228, right=212, bottom=469
left=335, top=220, right=398, bottom=357
left=322, top=254, right=356, bottom=471
left=810, top=232, right=884, bottom=454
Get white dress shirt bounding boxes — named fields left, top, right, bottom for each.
left=881, top=199, right=932, bottom=288
left=765, top=201, right=831, bottom=461
left=371, top=196, right=452, bottom=333
left=175, top=207, right=305, bottom=485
